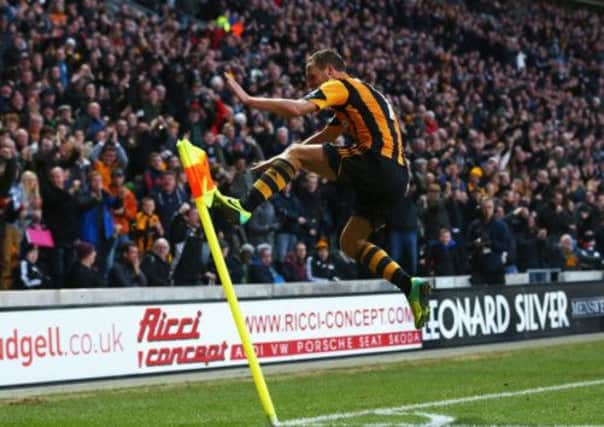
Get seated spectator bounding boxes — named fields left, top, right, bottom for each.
left=239, top=243, right=255, bottom=284
left=14, top=244, right=48, bottom=290
left=140, top=238, right=171, bottom=287
left=208, top=240, right=244, bottom=285
left=429, top=228, right=465, bottom=276
left=282, top=241, right=309, bottom=282
left=556, top=234, right=580, bottom=271
left=134, top=197, right=164, bottom=253
left=576, top=230, right=603, bottom=269
left=109, top=242, right=147, bottom=287
left=306, top=238, right=339, bottom=282
left=65, top=241, right=103, bottom=288
left=249, top=243, right=284, bottom=284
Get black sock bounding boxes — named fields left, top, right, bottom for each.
left=242, top=158, right=296, bottom=212
left=356, top=242, right=411, bottom=295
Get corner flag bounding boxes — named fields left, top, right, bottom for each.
left=176, top=139, right=279, bottom=426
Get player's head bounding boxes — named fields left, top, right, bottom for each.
left=305, top=49, right=346, bottom=89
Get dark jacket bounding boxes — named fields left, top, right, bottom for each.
left=282, top=254, right=308, bottom=282
left=14, top=259, right=47, bottom=289
left=390, top=196, right=418, bottom=231
left=429, top=240, right=465, bottom=276
left=153, top=187, right=187, bottom=234
left=249, top=263, right=284, bottom=284
left=109, top=261, right=147, bottom=287
left=272, top=191, right=305, bottom=234
left=306, top=254, right=339, bottom=282
left=66, top=262, right=104, bottom=288
left=141, top=252, right=171, bottom=286
left=170, top=215, right=207, bottom=285
left=41, top=184, right=80, bottom=247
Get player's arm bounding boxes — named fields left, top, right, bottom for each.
left=225, top=73, right=317, bottom=118
left=301, top=117, right=344, bottom=145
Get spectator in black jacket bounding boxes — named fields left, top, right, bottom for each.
left=140, top=238, right=171, bottom=286
left=65, top=241, right=103, bottom=288
left=306, top=238, right=340, bottom=282
left=467, top=198, right=514, bottom=285
left=170, top=205, right=215, bottom=285
left=429, top=228, right=465, bottom=276
left=109, top=242, right=147, bottom=287
left=14, top=244, right=48, bottom=289
left=41, top=166, right=81, bottom=288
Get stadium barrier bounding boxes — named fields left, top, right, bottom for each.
left=1, top=274, right=603, bottom=389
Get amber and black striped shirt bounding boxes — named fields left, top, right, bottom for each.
left=304, top=76, right=405, bottom=166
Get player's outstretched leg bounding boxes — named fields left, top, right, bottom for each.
left=341, top=216, right=431, bottom=329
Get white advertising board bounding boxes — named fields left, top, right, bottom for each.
left=0, top=294, right=421, bottom=387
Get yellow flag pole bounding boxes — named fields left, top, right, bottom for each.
left=177, top=140, right=278, bottom=426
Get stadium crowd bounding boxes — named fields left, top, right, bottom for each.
left=0, top=0, right=603, bottom=289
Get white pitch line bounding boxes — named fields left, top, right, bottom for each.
left=278, top=378, right=604, bottom=426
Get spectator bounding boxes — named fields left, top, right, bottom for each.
left=2, top=170, right=42, bottom=289
left=78, top=171, right=122, bottom=281
left=143, top=152, right=166, bottom=195
left=141, top=238, right=171, bottom=287
left=238, top=243, right=256, bottom=284
left=107, top=168, right=137, bottom=244
left=249, top=243, right=284, bottom=284
left=420, top=183, right=450, bottom=243
left=134, top=197, right=164, bottom=254
left=556, top=234, right=580, bottom=271
left=576, top=230, right=603, bottom=269
left=245, top=200, right=279, bottom=247
left=41, top=166, right=81, bottom=288
left=388, top=192, right=419, bottom=276
left=272, top=182, right=306, bottom=263
left=65, top=241, right=103, bottom=288
left=153, top=170, right=188, bottom=235
left=14, top=244, right=48, bottom=290
left=109, top=242, right=147, bottom=287
left=208, top=240, right=244, bottom=285
left=467, top=198, right=514, bottom=285
left=429, top=228, right=465, bottom=276
left=306, top=238, right=340, bottom=283
left=282, top=241, right=309, bottom=282
left=170, top=205, right=215, bottom=286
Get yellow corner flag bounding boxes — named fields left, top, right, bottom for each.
left=177, top=139, right=279, bottom=426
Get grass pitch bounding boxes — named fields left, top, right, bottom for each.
left=1, top=339, right=603, bottom=426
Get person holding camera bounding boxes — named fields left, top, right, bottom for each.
left=466, top=197, right=514, bottom=285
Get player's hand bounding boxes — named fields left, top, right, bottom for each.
left=224, top=71, right=251, bottom=105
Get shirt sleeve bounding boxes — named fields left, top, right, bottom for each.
left=304, top=80, right=349, bottom=110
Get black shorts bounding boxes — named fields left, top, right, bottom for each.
left=323, top=143, right=409, bottom=227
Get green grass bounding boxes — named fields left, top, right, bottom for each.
left=2, top=340, right=604, bottom=426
